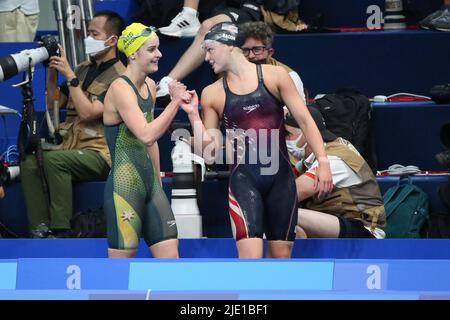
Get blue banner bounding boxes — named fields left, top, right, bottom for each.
left=16, top=258, right=130, bottom=290
left=129, top=259, right=334, bottom=291
left=0, top=261, right=17, bottom=290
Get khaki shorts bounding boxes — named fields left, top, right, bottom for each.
left=0, top=9, right=39, bottom=42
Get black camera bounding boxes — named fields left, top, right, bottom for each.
left=0, top=35, right=59, bottom=82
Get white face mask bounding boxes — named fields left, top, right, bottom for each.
left=84, top=36, right=113, bottom=57
left=286, top=134, right=308, bottom=160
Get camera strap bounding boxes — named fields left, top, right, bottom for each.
left=17, top=64, right=49, bottom=196
left=17, top=96, right=39, bottom=157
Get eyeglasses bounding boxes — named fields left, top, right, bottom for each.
left=122, top=26, right=157, bottom=41
left=241, top=46, right=267, bottom=56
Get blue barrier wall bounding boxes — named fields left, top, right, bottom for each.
left=372, top=102, right=450, bottom=171
left=1, top=246, right=450, bottom=299
left=274, top=31, right=450, bottom=98
left=1, top=238, right=450, bottom=259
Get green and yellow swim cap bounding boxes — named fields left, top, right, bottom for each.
left=118, top=22, right=156, bottom=58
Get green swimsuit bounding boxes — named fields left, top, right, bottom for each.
left=104, top=75, right=177, bottom=250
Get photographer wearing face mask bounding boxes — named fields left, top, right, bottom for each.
left=20, top=10, right=126, bottom=238
left=284, top=106, right=386, bottom=239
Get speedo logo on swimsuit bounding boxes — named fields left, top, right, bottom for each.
left=242, top=103, right=260, bottom=114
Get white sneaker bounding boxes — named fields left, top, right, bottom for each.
left=158, top=12, right=200, bottom=37
left=156, top=76, right=173, bottom=98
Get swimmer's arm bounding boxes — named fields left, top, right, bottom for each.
left=276, top=67, right=333, bottom=198
left=276, top=67, right=325, bottom=161
left=147, top=80, right=162, bottom=185
left=178, top=85, right=222, bottom=160
left=192, top=86, right=222, bottom=159
left=109, top=78, right=182, bottom=147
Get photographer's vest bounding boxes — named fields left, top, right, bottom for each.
left=56, top=59, right=125, bottom=167
left=305, top=138, right=386, bottom=230
left=268, top=57, right=293, bottom=73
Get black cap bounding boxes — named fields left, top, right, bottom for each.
left=203, top=22, right=244, bottom=48
left=285, top=106, right=337, bottom=142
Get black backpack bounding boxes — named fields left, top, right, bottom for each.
left=312, top=89, right=378, bottom=172
left=70, top=207, right=106, bottom=238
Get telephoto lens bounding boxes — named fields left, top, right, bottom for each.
left=171, top=138, right=205, bottom=238
left=0, top=35, right=58, bottom=82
